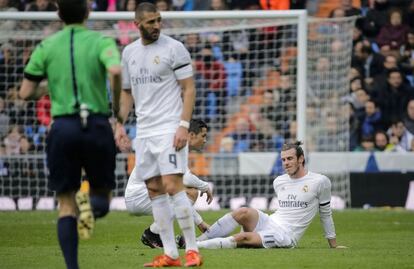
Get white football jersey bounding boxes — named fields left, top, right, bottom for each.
left=270, top=171, right=333, bottom=244
left=121, top=34, right=193, bottom=138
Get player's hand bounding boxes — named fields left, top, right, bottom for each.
left=201, top=188, right=213, bottom=204
left=174, top=127, right=188, bottom=151
left=115, top=123, right=131, bottom=152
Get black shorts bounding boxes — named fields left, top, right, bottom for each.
left=46, top=115, right=116, bottom=194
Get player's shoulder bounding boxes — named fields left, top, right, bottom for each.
left=307, top=171, right=330, bottom=184
left=159, top=34, right=187, bottom=50
left=122, top=39, right=142, bottom=57
left=273, top=173, right=290, bottom=185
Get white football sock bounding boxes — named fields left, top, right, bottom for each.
left=197, top=213, right=238, bottom=241
left=151, top=194, right=178, bottom=259
left=171, top=191, right=198, bottom=252
left=192, top=208, right=203, bottom=226
left=197, top=236, right=237, bottom=249
left=149, top=222, right=159, bottom=234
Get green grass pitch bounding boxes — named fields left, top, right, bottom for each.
left=1, top=209, right=414, bottom=268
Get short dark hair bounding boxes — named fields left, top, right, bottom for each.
left=189, top=119, right=208, bottom=135
left=136, top=2, right=158, bottom=20
left=387, top=67, right=402, bottom=78
left=281, top=140, right=305, bottom=165
left=57, top=0, right=88, bottom=24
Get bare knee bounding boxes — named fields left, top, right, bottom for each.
left=232, top=207, right=252, bottom=223
left=57, top=192, right=77, bottom=217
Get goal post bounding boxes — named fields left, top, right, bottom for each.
left=0, top=11, right=355, bottom=208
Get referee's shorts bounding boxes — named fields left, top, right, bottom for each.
left=46, top=114, right=116, bottom=194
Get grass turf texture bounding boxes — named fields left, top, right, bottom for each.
left=0, top=209, right=413, bottom=268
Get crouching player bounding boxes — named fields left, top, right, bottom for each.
left=124, top=119, right=212, bottom=248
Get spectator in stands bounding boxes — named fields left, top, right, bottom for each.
left=229, top=117, right=254, bottom=153
left=361, top=100, right=383, bottom=138
left=387, top=118, right=414, bottom=151
left=404, top=0, right=414, bottom=29
left=0, top=42, right=24, bottom=98
left=329, top=7, right=345, bottom=18
left=36, top=94, right=51, bottom=127
left=210, top=0, right=227, bottom=10
left=347, top=102, right=361, bottom=151
left=0, top=0, right=18, bottom=31
left=19, top=135, right=34, bottom=154
left=404, top=99, right=414, bottom=135
left=248, top=104, right=275, bottom=151
left=399, top=30, right=414, bottom=76
left=194, top=45, right=227, bottom=125
left=374, top=130, right=395, bottom=151
left=372, top=54, right=399, bottom=90
left=116, top=0, right=138, bottom=46
left=6, top=86, right=36, bottom=126
left=26, top=0, right=57, bottom=11
left=0, top=96, right=9, bottom=138
left=376, top=9, right=409, bottom=52
left=219, top=136, right=235, bottom=153
left=352, top=40, right=385, bottom=88
left=184, top=33, right=202, bottom=59
left=172, top=0, right=193, bottom=11
left=353, top=135, right=375, bottom=151
left=339, top=0, right=361, bottom=16
left=350, top=76, right=365, bottom=93
left=361, top=0, right=390, bottom=41
left=155, top=0, right=172, bottom=11
left=371, top=68, right=414, bottom=126
left=3, top=125, right=22, bottom=155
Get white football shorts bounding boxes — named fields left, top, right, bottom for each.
left=254, top=209, right=295, bottom=248
left=134, top=133, right=188, bottom=181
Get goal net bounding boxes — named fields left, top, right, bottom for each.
left=0, top=11, right=355, bottom=209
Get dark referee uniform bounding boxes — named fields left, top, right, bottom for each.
left=24, top=24, right=121, bottom=193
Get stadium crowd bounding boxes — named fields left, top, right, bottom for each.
left=0, top=0, right=414, bottom=158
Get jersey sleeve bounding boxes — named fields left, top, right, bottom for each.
left=121, top=47, right=131, bottom=90
left=318, top=175, right=332, bottom=205
left=318, top=175, right=336, bottom=239
left=24, top=43, right=46, bottom=81
left=272, top=177, right=279, bottom=199
left=171, top=41, right=193, bottom=80
left=99, top=37, right=121, bottom=69
left=183, top=170, right=209, bottom=192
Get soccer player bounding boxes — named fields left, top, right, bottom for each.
left=124, top=119, right=212, bottom=248
left=18, top=0, right=121, bottom=269
left=115, top=2, right=202, bottom=267
left=196, top=141, right=347, bottom=250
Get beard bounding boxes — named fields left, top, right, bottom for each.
left=140, top=25, right=160, bottom=43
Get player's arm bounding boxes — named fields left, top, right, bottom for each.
left=114, top=47, right=134, bottom=152
left=318, top=176, right=347, bottom=248
left=173, top=42, right=196, bottom=151
left=19, top=43, right=46, bottom=100
left=183, top=170, right=212, bottom=204
left=99, top=37, right=122, bottom=118
left=174, top=76, right=195, bottom=151
left=19, top=79, right=39, bottom=100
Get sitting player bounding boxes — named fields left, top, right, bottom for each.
left=124, top=119, right=212, bottom=248
left=196, top=141, right=347, bottom=250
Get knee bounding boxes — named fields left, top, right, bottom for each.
left=232, top=207, right=250, bottom=223
left=90, top=195, right=110, bottom=219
